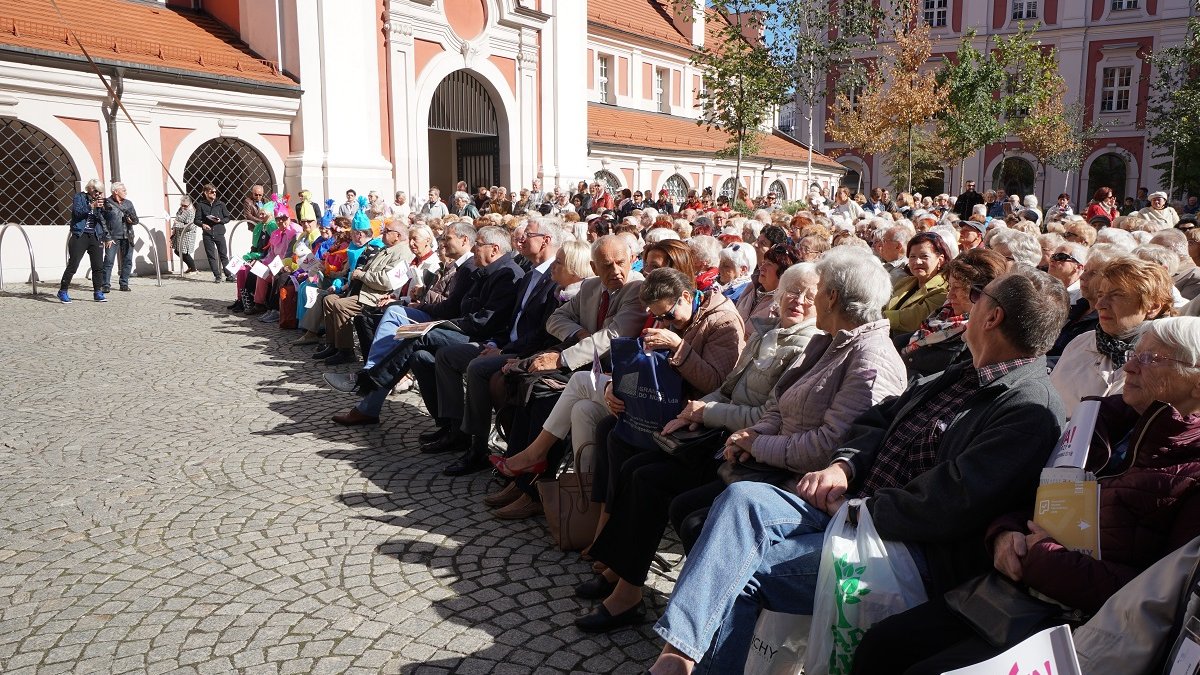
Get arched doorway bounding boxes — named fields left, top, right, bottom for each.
left=1087, top=153, right=1128, bottom=202
left=183, top=138, right=274, bottom=220
left=719, top=177, right=739, bottom=199
left=840, top=170, right=862, bottom=195
left=992, top=157, right=1035, bottom=198
left=428, top=70, right=501, bottom=194
left=0, top=118, right=79, bottom=225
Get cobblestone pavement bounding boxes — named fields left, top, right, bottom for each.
left=0, top=278, right=683, bottom=674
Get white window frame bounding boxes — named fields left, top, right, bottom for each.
left=654, top=67, right=668, bottom=112
left=1100, top=65, right=1133, bottom=113
left=598, top=55, right=611, bottom=103
left=1111, top=0, right=1139, bottom=10
left=1012, top=0, right=1038, bottom=20
left=923, top=0, right=948, bottom=27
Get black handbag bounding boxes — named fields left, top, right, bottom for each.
left=652, top=426, right=729, bottom=459
left=717, top=457, right=796, bottom=489
left=944, top=572, right=1070, bottom=648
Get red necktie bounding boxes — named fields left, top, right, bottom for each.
left=596, top=291, right=610, bottom=328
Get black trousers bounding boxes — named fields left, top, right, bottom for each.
left=504, top=390, right=567, bottom=500
left=202, top=229, right=230, bottom=280
left=850, top=596, right=1057, bottom=675
left=668, top=478, right=726, bottom=555
left=61, top=232, right=104, bottom=292
left=588, top=449, right=719, bottom=586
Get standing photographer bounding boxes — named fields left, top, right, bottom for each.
left=58, top=178, right=111, bottom=303
left=195, top=184, right=234, bottom=283
left=102, top=182, right=139, bottom=293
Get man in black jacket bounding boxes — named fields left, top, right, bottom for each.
left=330, top=226, right=523, bottom=428
left=954, top=180, right=984, bottom=220
left=417, top=219, right=564, bottom=476
left=195, top=184, right=234, bottom=283
left=645, top=268, right=1071, bottom=672
left=101, top=182, right=139, bottom=293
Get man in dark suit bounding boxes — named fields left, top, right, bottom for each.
left=330, top=226, right=524, bottom=428
left=417, top=219, right=566, bottom=475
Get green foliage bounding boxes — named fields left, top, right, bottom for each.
left=934, top=31, right=1007, bottom=165
left=1146, top=6, right=1200, bottom=196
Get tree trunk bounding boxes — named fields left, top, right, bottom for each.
left=736, top=131, right=744, bottom=207
left=1170, top=139, right=1177, bottom=199
left=806, top=65, right=815, bottom=196
left=907, top=124, right=914, bottom=193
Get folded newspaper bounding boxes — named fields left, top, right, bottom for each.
left=393, top=319, right=463, bottom=339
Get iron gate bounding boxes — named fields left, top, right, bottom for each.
left=457, top=137, right=500, bottom=193
left=183, top=138, right=275, bottom=220
left=0, top=118, right=79, bottom=225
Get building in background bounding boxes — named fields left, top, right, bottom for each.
left=798, top=0, right=1196, bottom=201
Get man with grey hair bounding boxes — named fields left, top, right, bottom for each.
left=331, top=226, right=524, bottom=429
left=59, top=178, right=111, bottom=303
left=418, top=220, right=566, bottom=475
left=102, top=181, right=139, bottom=293
left=1151, top=228, right=1200, bottom=300
left=648, top=267, right=1070, bottom=674
left=453, top=191, right=481, bottom=219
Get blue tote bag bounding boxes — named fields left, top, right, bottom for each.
left=610, top=337, right=685, bottom=448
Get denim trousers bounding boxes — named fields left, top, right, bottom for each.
left=102, top=237, right=133, bottom=288
left=364, top=304, right=431, bottom=369
left=653, top=481, right=832, bottom=673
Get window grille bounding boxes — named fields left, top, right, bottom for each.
left=663, top=174, right=689, bottom=203
left=183, top=138, right=275, bottom=220
left=719, top=177, right=738, bottom=199
left=1112, top=0, right=1138, bottom=9
left=594, top=170, right=621, bottom=196
left=769, top=180, right=787, bottom=200
left=1100, top=66, right=1132, bottom=112
left=0, top=118, right=80, bottom=226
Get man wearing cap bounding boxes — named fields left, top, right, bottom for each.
left=958, top=219, right=986, bottom=252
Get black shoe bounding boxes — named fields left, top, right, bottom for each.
left=102, top=285, right=111, bottom=294
left=312, top=346, right=338, bottom=360
left=227, top=301, right=245, bottom=312
left=213, top=277, right=223, bottom=284
left=574, top=576, right=617, bottom=600
left=421, top=431, right=470, bottom=455
left=573, top=603, right=646, bottom=634
left=224, top=275, right=236, bottom=282
left=419, top=426, right=449, bottom=444
left=119, top=285, right=131, bottom=292
left=323, top=350, right=356, bottom=366
left=443, top=451, right=490, bottom=476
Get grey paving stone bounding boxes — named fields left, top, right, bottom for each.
left=0, top=281, right=676, bottom=672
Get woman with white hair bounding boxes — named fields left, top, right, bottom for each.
left=1022, top=194, right=1043, bottom=223
left=689, top=235, right=723, bottom=291
left=990, top=228, right=1042, bottom=270
left=404, top=224, right=441, bottom=302
left=452, top=191, right=480, bottom=219
left=717, top=243, right=756, bottom=302
left=1138, top=191, right=1180, bottom=229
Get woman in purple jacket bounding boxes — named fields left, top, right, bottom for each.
left=852, top=316, right=1200, bottom=675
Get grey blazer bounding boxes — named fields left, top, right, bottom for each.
left=547, top=272, right=646, bottom=370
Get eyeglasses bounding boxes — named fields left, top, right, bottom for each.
left=1050, top=252, right=1083, bottom=265
left=653, top=298, right=682, bottom=322
left=518, top=231, right=551, bottom=243
left=969, top=284, right=1004, bottom=310
left=383, top=229, right=404, bottom=235
left=780, top=290, right=814, bottom=305
left=1124, top=350, right=1195, bottom=367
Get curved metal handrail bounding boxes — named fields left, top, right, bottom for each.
left=0, top=223, right=40, bottom=296
left=225, top=219, right=253, bottom=258
left=130, top=222, right=162, bottom=287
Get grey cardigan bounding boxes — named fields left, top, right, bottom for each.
left=700, top=318, right=819, bottom=432
left=749, top=319, right=908, bottom=473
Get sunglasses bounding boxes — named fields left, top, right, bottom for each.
left=1050, top=252, right=1083, bottom=265
left=969, top=284, right=1003, bottom=310
left=653, top=297, right=682, bottom=322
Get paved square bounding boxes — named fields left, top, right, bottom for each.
left=0, top=279, right=680, bottom=674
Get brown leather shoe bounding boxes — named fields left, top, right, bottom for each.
left=293, top=332, right=321, bottom=346
left=331, top=408, right=379, bottom=426
left=492, top=493, right=543, bottom=520
left=483, top=482, right=522, bottom=508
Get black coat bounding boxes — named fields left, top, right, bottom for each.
left=195, top=198, right=231, bottom=236
left=103, top=197, right=139, bottom=239
left=422, top=258, right=478, bottom=320
left=448, top=253, right=525, bottom=342
left=500, top=264, right=562, bottom=357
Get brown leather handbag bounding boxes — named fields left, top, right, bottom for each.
left=537, top=444, right=602, bottom=552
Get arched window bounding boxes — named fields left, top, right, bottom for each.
left=594, top=170, right=621, bottom=197
left=184, top=138, right=275, bottom=220
left=991, top=157, right=1035, bottom=199
left=663, top=174, right=689, bottom=203
left=840, top=171, right=862, bottom=194
left=719, top=177, right=739, bottom=199
left=0, top=118, right=80, bottom=225
left=768, top=180, right=787, bottom=201
left=1087, top=153, right=1128, bottom=202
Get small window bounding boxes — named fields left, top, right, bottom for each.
left=1012, top=0, right=1037, bottom=19
left=654, top=68, right=668, bottom=112
left=1111, top=0, right=1138, bottom=9
left=1100, top=66, right=1132, bottom=112
left=769, top=180, right=787, bottom=201
left=923, top=0, right=948, bottom=27
left=598, top=55, right=611, bottom=103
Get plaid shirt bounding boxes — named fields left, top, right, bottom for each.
left=853, top=358, right=1037, bottom=498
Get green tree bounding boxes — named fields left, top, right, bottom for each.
left=1146, top=4, right=1200, bottom=197
left=934, top=31, right=1006, bottom=192
left=1046, top=100, right=1118, bottom=198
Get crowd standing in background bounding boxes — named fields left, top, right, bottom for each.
left=60, top=175, right=1200, bottom=672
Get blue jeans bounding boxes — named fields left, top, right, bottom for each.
left=364, top=304, right=431, bottom=369
left=356, top=326, right=466, bottom=418
left=102, top=237, right=134, bottom=288
left=653, top=481, right=832, bottom=673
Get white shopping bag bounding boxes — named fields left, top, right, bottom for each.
left=744, top=610, right=810, bottom=675
left=224, top=258, right=244, bottom=276
left=304, top=285, right=319, bottom=309
left=388, top=264, right=409, bottom=291
left=250, top=260, right=271, bottom=279
left=293, top=241, right=311, bottom=258
left=942, top=624, right=1082, bottom=675
left=267, top=256, right=284, bottom=275
left=804, top=499, right=928, bottom=675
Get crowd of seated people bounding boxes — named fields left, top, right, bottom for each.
left=223, top=178, right=1200, bottom=672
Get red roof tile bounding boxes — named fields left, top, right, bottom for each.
left=0, top=0, right=295, bottom=87
left=588, top=0, right=692, bottom=50
left=588, top=103, right=844, bottom=169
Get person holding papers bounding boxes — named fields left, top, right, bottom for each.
left=852, top=316, right=1200, bottom=675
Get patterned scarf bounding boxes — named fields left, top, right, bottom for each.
left=1095, top=326, right=1137, bottom=367
left=903, top=301, right=968, bottom=354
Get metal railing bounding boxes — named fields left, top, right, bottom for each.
left=0, top=223, right=40, bottom=296
left=62, top=222, right=164, bottom=287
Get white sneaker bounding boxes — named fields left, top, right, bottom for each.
left=258, top=310, right=280, bottom=323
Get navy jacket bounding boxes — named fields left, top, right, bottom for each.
left=448, top=253, right=524, bottom=342
left=421, top=257, right=478, bottom=320
left=70, top=192, right=109, bottom=240
left=500, top=264, right=562, bottom=357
